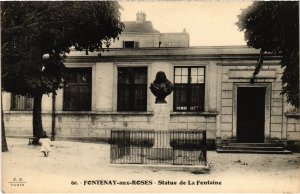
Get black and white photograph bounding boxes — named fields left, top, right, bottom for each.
left=1, top=1, right=300, bottom=193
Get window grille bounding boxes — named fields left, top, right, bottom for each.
left=123, top=41, right=139, bottom=48
left=117, top=67, right=147, bottom=111
left=63, top=68, right=92, bottom=111
left=11, top=94, right=33, bottom=110
left=173, top=67, right=205, bottom=111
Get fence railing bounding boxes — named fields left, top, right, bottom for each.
left=110, top=130, right=207, bottom=165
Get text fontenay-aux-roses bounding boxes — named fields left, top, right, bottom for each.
left=82, top=180, right=222, bottom=186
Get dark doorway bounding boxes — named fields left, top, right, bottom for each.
left=237, top=87, right=266, bottom=143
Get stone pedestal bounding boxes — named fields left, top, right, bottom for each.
left=151, top=103, right=172, bottom=160
left=153, top=103, right=171, bottom=147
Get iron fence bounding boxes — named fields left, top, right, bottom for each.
left=110, top=130, right=207, bottom=165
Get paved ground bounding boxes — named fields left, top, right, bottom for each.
left=2, top=138, right=300, bottom=193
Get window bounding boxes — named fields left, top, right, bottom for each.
left=11, top=94, right=33, bottom=110
left=63, top=68, right=92, bottom=111
left=173, top=67, right=205, bottom=111
left=123, top=41, right=139, bottom=48
left=117, top=67, right=147, bottom=111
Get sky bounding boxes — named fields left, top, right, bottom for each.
left=119, top=1, right=253, bottom=46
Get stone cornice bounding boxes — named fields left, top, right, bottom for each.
left=65, top=54, right=279, bottom=63
left=65, top=46, right=280, bottom=63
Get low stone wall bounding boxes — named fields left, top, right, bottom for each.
left=170, top=112, right=217, bottom=150
left=3, top=111, right=53, bottom=137
left=170, top=113, right=217, bottom=139
left=286, top=113, right=300, bottom=152
left=3, top=111, right=218, bottom=148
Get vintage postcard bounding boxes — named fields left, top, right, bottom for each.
left=1, top=1, right=300, bottom=193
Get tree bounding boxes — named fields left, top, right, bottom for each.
left=1, top=2, right=123, bottom=144
left=2, top=95, right=8, bottom=152
left=236, top=1, right=299, bottom=108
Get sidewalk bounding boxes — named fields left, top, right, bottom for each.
left=2, top=138, right=300, bottom=193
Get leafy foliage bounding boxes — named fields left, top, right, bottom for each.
left=236, top=1, right=299, bottom=108
left=1, top=1, right=123, bottom=95
left=1, top=2, right=123, bottom=141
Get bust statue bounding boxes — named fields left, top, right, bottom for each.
left=150, top=71, right=174, bottom=103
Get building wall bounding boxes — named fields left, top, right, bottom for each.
left=159, top=33, right=189, bottom=47
left=3, top=60, right=218, bottom=143
left=109, top=33, right=160, bottom=48
left=286, top=114, right=300, bottom=147
left=3, top=53, right=299, bottom=149
left=108, top=32, right=189, bottom=48
left=216, top=61, right=300, bottom=146
left=3, top=111, right=219, bottom=141
left=92, top=62, right=114, bottom=111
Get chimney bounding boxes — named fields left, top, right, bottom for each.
left=136, top=11, right=146, bottom=23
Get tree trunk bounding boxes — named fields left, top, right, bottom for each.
left=32, top=93, right=43, bottom=145
left=1, top=93, right=9, bottom=152
left=251, top=48, right=264, bottom=84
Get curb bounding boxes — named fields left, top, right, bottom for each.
left=109, top=163, right=210, bottom=174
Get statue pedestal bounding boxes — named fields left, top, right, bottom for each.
left=151, top=103, right=172, bottom=160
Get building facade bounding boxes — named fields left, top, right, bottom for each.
left=3, top=13, right=300, bottom=149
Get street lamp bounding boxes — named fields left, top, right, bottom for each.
left=42, top=53, right=56, bottom=141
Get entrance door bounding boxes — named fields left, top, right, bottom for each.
left=237, top=87, right=265, bottom=143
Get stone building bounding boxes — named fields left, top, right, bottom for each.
left=108, top=12, right=189, bottom=48
left=2, top=12, right=300, bottom=150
